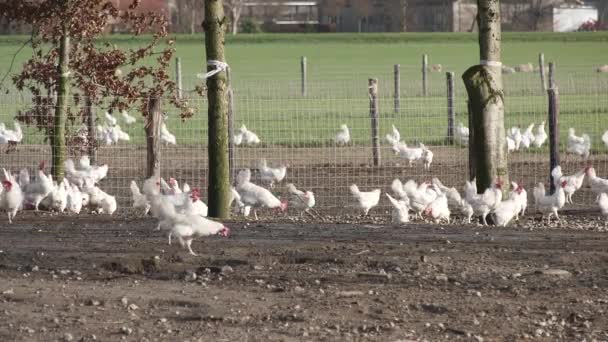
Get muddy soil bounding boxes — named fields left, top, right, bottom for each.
left=1, top=213, right=607, bottom=341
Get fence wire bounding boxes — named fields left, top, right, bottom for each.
left=0, top=64, right=607, bottom=217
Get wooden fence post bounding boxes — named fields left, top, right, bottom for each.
left=145, top=97, right=161, bottom=179
left=446, top=71, right=455, bottom=145
left=467, top=100, right=475, bottom=181
left=422, top=54, right=428, bottom=96
left=369, top=78, right=380, bottom=166
left=176, top=57, right=183, bottom=99
left=301, top=56, right=307, bottom=97
left=548, top=83, right=559, bottom=194
left=226, top=66, right=235, bottom=183
left=548, top=62, right=555, bottom=89
left=538, top=53, right=547, bottom=92
left=394, top=64, right=400, bottom=115
left=85, top=97, right=97, bottom=164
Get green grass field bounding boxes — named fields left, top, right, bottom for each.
left=0, top=32, right=607, bottom=151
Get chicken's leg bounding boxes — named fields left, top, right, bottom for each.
left=186, top=239, right=197, bottom=256
left=7, top=212, right=12, bottom=224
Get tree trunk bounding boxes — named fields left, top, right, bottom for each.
left=85, top=96, right=97, bottom=164
left=204, top=0, right=230, bottom=219
left=52, top=31, right=70, bottom=179
left=145, top=97, right=161, bottom=179
left=461, top=0, right=508, bottom=193
left=401, top=0, right=407, bottom=32
left=231, top=7, right=240, bottom=35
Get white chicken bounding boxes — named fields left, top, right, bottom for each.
left=40, top=178, right=69, bottom=212
left=335, top=124, right=350, bottom=146
left=422, top=145, right=433, bottom=171
left=154, top=199, right=230, bottom=256
left=232, top=132, right=243, bottom=146
left=385, top=193, right=409, bottom=224
left=349, top=184, right=380, bottom=216
left=286, top=183, right=316, bottom=217
left=0, top=121, right=23, bottom=144
left=160, top=122, right=176, bottom=146
left=238, top=124, right=261, bottom=145
left=19, top=161, right=54, bottom=211
left=65, top=157, right=108, bottom=188
left=520, top=123, right=535, bottom=149
left=111, top=125, right=130, bottom=142
left=185, top=188, right=208, bottom=217
left=130, top=180, right=151, bottom=215
left=66, top=184, right=83, bottom=214
left=585, top=166, right=608, bottom=198
left=552, top=166, right=586, bottom=204
left=423, top=188, right=450, bottom=224
left=602, top=130, right=608, bottom=149
left=168, top=178, right=183, bottom=194
left=229, top=187, right=245, bottom=213
left=533, top=178, right=567, bottom=224
left=507, top=126, right=522, bottom=151
left=1, top=169, right=23, bottom=223
left=567, top=128, right=591, bottom=159
left=257, top=159, right=287, bottom=188
left=392, top=143, right=425, bottom=167
left=455, top=122, right=469, bottom=146
left=432, top=177, right=473, bottom=222
left=385, top=125, right=401, bottom=146
left=506, top=136, right=516, bottom=153
left=431, top=178, right=463, bottom=209
left=104, top=111, right=117, bottom=126
left=120, top=109, right=137, bottom=125
left=532, top=121, right=547, bottom=148
left=463, top=179, right=503, bottom=225
left=83, top=181, right=117, bottom=215
left=597, top=193, right=608, bottom=225
left=236, top=169, right=287, bottom=220
left=393, top=179, right=437, bottom=219
left=492, top=191, right=520, bottom=227
left=510, top=181, right=528, bottom=218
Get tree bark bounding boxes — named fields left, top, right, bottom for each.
left=204, top=0, right=230, bottom=219
left=52, top=30, right=70, bottom=179
left=231, top=5, right=241, bottom=35
left=144, top=98, right=161, bottom=179
left=461, top=0, right=508, bottom=193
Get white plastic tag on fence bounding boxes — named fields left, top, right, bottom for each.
left=479, top=60, right=502, bottom=67
left=196, top=60, right=229, bottom=79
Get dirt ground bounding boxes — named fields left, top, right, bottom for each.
left=1, top=212, right=607, bottom=342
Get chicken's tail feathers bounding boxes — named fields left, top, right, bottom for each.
left=582, top=134, right=591, bottom=146
left=390, top=179, right=406, bottom=199
left=236, top=169, right=251, bottom=186
left=130, top=180, right=142, bottom=197
left=431, top=177, right=446, bottom=191
left=349, top=184, right=360, bottom=196
left=286, top=183, right=298, bottom=194
left=64, top=158, right=76, bottom=173
left=550, top=165, right=562, bottom=183
left=385, top=193, right=400, bottom=208
left=532, top=183, right=545, bottom=204
left=385, top=133, right=398, bottom=146
left=18, top=168, right=30, bottom=187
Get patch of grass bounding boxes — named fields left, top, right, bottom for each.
left=0, top=33, right=606, bottom=153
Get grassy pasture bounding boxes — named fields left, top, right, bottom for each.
left=0, top=32, right=607, bottom=152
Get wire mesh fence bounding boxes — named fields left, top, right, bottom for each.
left=0, top=62, right=607, bottom=217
